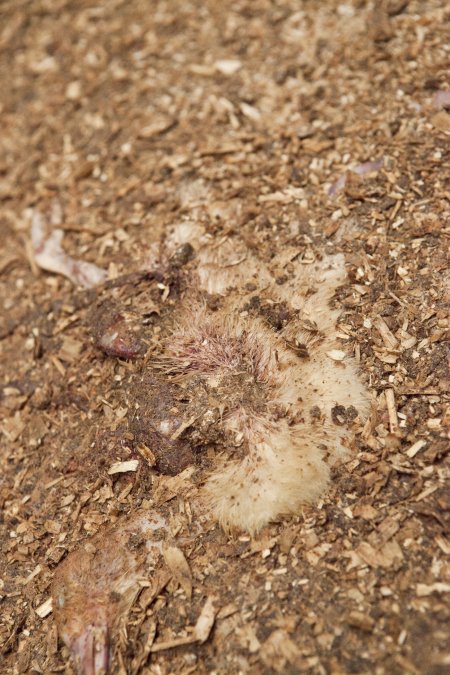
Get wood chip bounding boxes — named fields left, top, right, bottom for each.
left=326, top=349, right=346, bottom=361
left=352, top=503, right=378, bottom=520
left=414, top=484, right=439, bottom=502
left=435, top=536, right=450, bottom=555
left=136, top=445, right=157, bottom=466
left=150, top=596, right=217, bottom=653
left=170, top=415, right=198, bottom=441
left=35, top=597, right=53, bottom=618
left=373, top=316, right=398, bottom=349
left=431, top=110, right=450, bottom=132
left=194, top=596, right=217, bottom=643
left=405, top=439, right=427, bottom=458
left=58, top=337, right=83, bottom=363
left=346, top=610, right=375, bottom=632
left=107, top=460, right=139, bottom=475
left=214, top=59, right=242, bottom=75
left=150, top=634, right=195, bottom=653
left=260, top=629, right=302, bottom=668
left=416, top=582, right=450, bottom=597
left=385, top=389, right=398, bottom=433
left=22, top=565, right=42, bottom=585
left=356, top=540, right=403, bottom=569
left=163, top=545, right=193, bottom=599
left=1, top=412, right=25, bottom=442
left=138, top=117, right=175, bottom=138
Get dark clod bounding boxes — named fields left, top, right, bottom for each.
left=170, top=243, right=194, bottom=269
left=331, top=404, right=359, bottom=426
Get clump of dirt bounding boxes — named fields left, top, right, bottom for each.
left=127, top=373, right=197, bottom=476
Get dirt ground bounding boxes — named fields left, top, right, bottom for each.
left=0, top=1, right=449, bottom=673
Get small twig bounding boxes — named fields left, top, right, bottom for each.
left=170, top=415, right=198, bottom=440
left=385, top=389, right=398, bottom=433
left=373, top=316, right=398, bottom=350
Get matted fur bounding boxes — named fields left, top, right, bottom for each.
left=156, top=237, right=370, bottom=533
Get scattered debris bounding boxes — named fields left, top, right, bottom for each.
left=1, top=2, right=448, bottom=674
left=163, top=545, right=193, bottom=599
left=150, top=596, right=217, bottom=653
left=328, top=158, right=384, bottom=196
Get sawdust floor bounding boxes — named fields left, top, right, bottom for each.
left=0, top=1, right=449, bottom=673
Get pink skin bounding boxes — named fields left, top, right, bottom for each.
left=71, top=624, right=109, bottom=675
left=98, top=320, right=144, bottom=359
left=55, top=586, right=111, bottom=675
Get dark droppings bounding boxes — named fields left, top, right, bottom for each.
left=331, top=404, right=359, bottom=426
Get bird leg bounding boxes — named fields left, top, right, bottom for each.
left=71, top=624, right=109, bottom=675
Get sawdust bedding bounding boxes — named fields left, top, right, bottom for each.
left=0, top=1, right=449, bottom=673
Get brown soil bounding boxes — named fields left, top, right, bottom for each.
left=0, top=1, right=449, bottom=674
